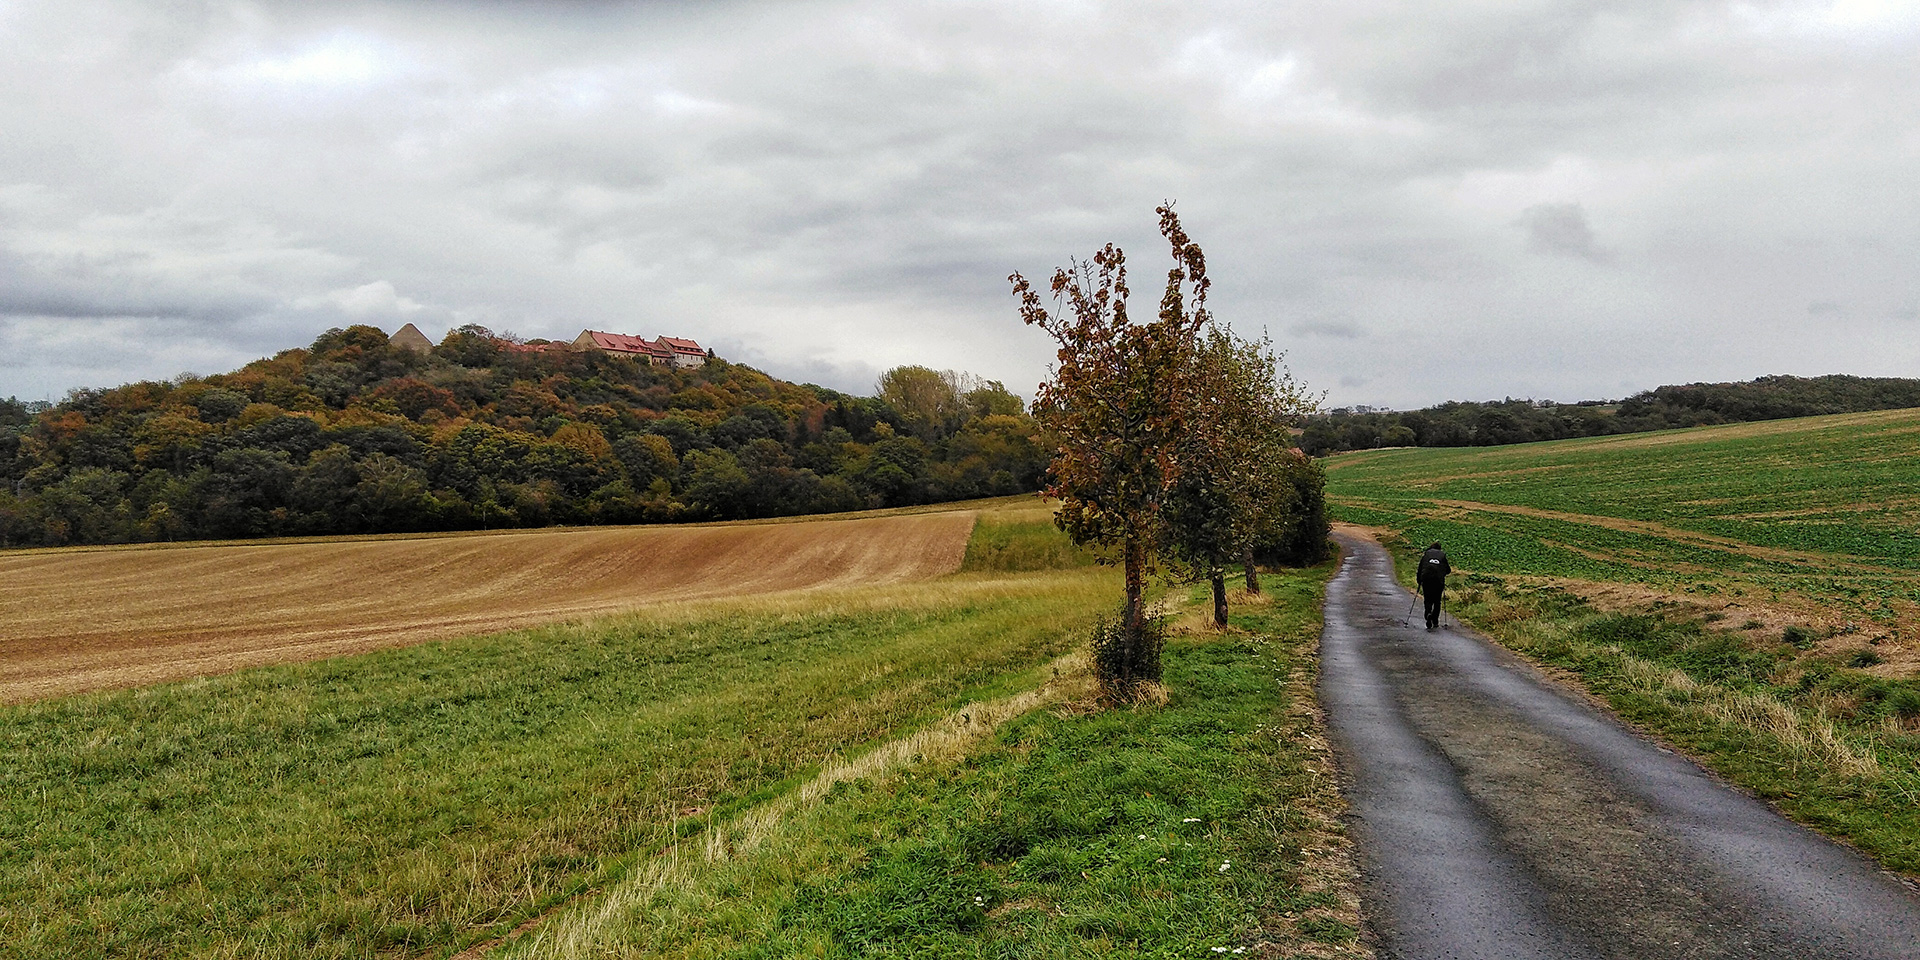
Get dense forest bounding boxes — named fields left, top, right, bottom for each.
left=1300, top=374, right=1920, bottom=455
left=0, top=325, right=1048, bottom=548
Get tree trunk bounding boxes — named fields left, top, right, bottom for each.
left=1211, top=565, right=1228, bottom=628
left=1123, top=529, right=1145, bottom=631
left=1121, top=533, right=1144, bottom=683
left=1242, top=543, right=1260, bottom=593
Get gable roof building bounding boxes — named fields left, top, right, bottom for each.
left=390, top=323, right=434, bottom=354
left=573, top=330, right=708, bottom=368
left=655, top=336, right=709, bottom=367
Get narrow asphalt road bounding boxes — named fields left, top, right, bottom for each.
left=1319, top=532, right=1920, bottom=960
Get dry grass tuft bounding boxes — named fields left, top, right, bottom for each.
left=1616, top=651, right=1882, bottom=780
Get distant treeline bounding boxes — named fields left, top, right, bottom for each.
left=1300, top=374, right=1920, bottom=455
left=0, top=325, right=1048, bottom=548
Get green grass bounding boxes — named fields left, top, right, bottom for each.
left=1326, top=408, right=1920, bottom=622
left=0, top=569, right=1119, bottom=959
left=497, top=565, right=1356, bottom=959
left=960, top=508, right=1100, bottom=573
left=1436, top=577, right=1920, bottom=877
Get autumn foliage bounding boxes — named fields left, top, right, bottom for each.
left=0, top=331, right=1046, bottom=548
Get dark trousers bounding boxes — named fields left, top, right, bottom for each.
left=1422, top=584, right=1444, bottom=627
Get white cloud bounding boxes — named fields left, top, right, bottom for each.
left=306, top=280, right=427, bottom=319
left=246, top=34, right=388, bottom=85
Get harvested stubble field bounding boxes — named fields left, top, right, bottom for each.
left=0, top=511, right=974, bottom=702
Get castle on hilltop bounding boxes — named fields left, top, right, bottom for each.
left=389, top=323, right=711, bottom=368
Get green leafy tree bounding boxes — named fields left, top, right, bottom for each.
left=1165, top=326, right=1318, bottom=626
left=682, top=448, right=751, bottom=519
left=1252, top=451, right=1331, bottom=568
left=962, top=380, right=1025, bottom=418
left=875, top=366, right=964, bottom=440
left=613, top=433, right=679, bottom=486
left=1012, top=205, right=1210, bottom=697
left=353, top=453, right=435, bottom=531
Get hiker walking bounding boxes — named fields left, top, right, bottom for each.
left=1416, top=541, right=1450, bottom=630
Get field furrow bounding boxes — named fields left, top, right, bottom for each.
left=0, top=512, right=975, bottom=701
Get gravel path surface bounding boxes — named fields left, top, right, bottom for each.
left=1320, top=532, right=1920, bottom=960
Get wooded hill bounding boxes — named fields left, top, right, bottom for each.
left=1301, top=374, right=1920, bottom=455
left=0, top=325, right=1047, bottom=548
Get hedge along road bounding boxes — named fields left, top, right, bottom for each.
left=1320, top=532, right=1920, bottom=960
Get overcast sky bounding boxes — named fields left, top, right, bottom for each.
left=2, top=0, right=1916, bottom=409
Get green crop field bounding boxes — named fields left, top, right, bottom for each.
left=1325, top=409, right=1920, bottom=877
left=1326, top=407, right=1920, bottom=640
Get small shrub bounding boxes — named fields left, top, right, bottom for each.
left=1089, top=611, right=1167, bottom=700
left=1783, top=626, right=1815, bottom=649
left=1742, top=619, right=1764, bottom=630
left=1848, top=649, right=1883, bottom=669
left=1704, top=612, right=1727, bottom=623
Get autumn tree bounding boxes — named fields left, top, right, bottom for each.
left=1013, top=205, right=1211, bottom=697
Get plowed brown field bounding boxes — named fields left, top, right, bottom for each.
left=0, top=512, right=976, bottom=702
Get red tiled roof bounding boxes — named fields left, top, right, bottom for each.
left=656, top=336, right=704, bottom=356
left=502, top=341, right=571, bottom=354
left=585, top=331, right=671, bottom=357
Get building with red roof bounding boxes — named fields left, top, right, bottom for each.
left=572, top=330, right=709, bottom=368
left=653, top=336, right=709, bottom=368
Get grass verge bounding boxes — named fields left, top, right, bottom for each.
left=494, top=563, right=1368, bottom=959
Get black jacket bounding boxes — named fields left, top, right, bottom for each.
left=1417, top=547, right=1451, bottom=590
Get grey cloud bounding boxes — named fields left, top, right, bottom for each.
left=0, top=247, right=272, bottom=323
left=3, top=0, right=1919, bottom=408
left=1516, top=203, right=1612, bottom=263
